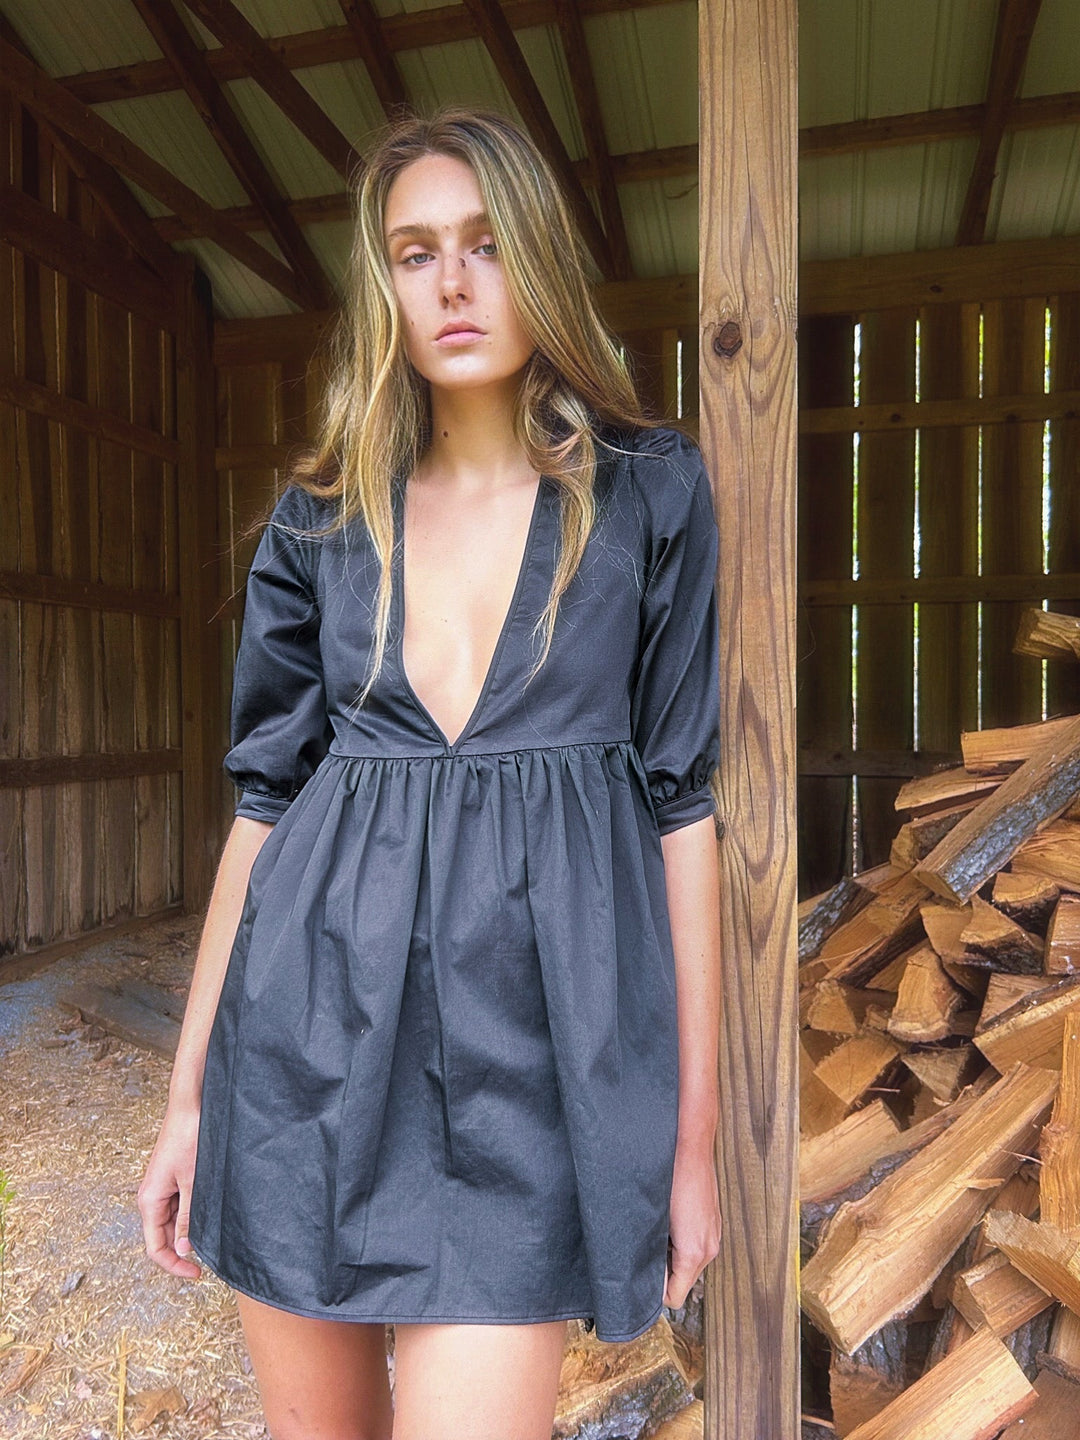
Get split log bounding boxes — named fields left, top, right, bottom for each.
left=648, top=1399, right=703, bottom=1438
left=894, top=767, right=1000, bottom=818
left=800, top=1063, right=1057, bottom=1354
left=919, top=901, right=989, bottom=995
left=973, top=975, right=1080, bottom=1071
left=1045, top=895, right=1080, bottom=976
left=902, top=1045, right=981, bottom=1104
left=950, top=1250, right=1053, bottom=1337
left=806, top=981, right=895, bottom=1037
left=841, top=1326, right=1035, bottom=1440
left=819, top=873, right=930, bottom=988
left=998, top=1366, right=1080, bottom=1440
left=1037, top=1017, right=1080, bottom=1232
left=889, top=803, right=977, bottom=871
left=961, top=713, right=1080, bottom=775
left=914, top=712, right=1080, bottom=903
left=1049, top=1305, right=1080, bottom=1368
left=800, top=878, right=873, bottom=962
left=553, top=1314, right=693, bottom=1439
left=814, top=1033, right=906, bottom=1109
left=886, top=945, right=963, bottom=1044
left=828, top=1323, right=905, bottom=1437
left=1011, top=819, right=1080, bottom=891
left=978, top=973, right=1052, bottom=1029
left=956, top=896, right=1044, bottom=974
left=1012, top=606, right=1080, bottom=662
left=983, top=1212, right=1080, bottom=1316
left=800, top=1101, right=902, bottom=1206
left=992, top=871, right=1060, bottom=935
left=802, top=1037, right=853, bottom=1138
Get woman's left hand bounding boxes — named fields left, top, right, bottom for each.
left=663, top=1132, right=722, bottom=1310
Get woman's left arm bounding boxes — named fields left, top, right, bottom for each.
left=661, top=812, right=723, bottom=1309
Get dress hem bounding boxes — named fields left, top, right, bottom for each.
left=186, top=1238, right=663, bottom=1344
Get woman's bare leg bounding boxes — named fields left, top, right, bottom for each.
left=390, top=1320, right=568, bottom=1440
left=234, top=1291, right=394, bottom=1440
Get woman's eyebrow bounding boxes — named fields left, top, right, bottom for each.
left=386, top=210, right=491, bottom=242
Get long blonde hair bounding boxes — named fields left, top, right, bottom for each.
left=289, top=104, right=664, bottom=708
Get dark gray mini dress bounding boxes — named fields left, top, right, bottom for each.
left=188, top=422, right=721, bottom=1344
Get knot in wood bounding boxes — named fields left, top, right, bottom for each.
left=712, top=321, right=743, bottom=359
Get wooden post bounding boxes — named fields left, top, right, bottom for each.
left=699, top=0, right=799, bottom=1435
left=174, top=258, right=222, bottom=912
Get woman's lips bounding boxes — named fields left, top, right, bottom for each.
left=435, top=328, right=484, bottom=346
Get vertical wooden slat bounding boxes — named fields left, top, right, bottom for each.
left=855, top=308, right=915, bottom=867
left=1047, top=292, right=1080, bottom=718
left=980, top=296, right=1046, bottom=727
left=797, top=313, right=854, bottom=896
left=700, top=0, right=799, bottom=1434
left=917, top=301, right=980, bottom=751
left=175, top=260, right=221, bottom=912
left=0, top=85, right=23, bottom=955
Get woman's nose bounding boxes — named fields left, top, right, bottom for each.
left=439, top=250, right=471, bottom=300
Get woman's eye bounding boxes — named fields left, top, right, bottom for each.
left=402, top=251, right=432, bottom=266
left=477, top=241, right=497, bottom=256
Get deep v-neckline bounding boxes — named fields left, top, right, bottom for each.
left=393, top=473, right=547, bottom=754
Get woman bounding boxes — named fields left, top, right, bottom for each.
left=138, top=105, right=724, bottom=1440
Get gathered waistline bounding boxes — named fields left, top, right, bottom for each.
left=324, top=738, right=635, bottom=762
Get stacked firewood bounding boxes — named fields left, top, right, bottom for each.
left=798, top=607, right=1080, bottom=1439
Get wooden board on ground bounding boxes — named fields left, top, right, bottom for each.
left=55, top=981, right=182, bottom=1058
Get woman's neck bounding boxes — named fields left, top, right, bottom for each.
left=422, top=378, right=532, bottom=491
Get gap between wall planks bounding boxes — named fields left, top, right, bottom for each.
left=699, top=0, right=800, bottom=1435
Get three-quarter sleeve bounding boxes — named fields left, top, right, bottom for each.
left=629, top=429, right=722, bottom=837
left=224, top=483, right=334, bottom=824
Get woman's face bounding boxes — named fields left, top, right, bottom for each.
left=383, top=152, right=536, bottom=395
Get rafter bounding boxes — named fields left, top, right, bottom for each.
left=61, top=0, right=684, bottom=104
left=459, top=0, right=614, bottom=278
left=956, top=0, right=1044, bottom=245
left=131, top=0, right=332, bottom=310
left=0, top=15, right=178, bottom=283
left=336, top=0, right=410, bottom=119
left=0, top=35, right=306, bottom=307
left=180, top=0, right=357, bottom=179
left=552, top=0, right=632, bottom=280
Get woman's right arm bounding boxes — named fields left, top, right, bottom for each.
left=137, top=815, right=274, bottom=1277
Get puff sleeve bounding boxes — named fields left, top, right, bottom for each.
left=224, top=483, right=334, bottom=824
left=629, top=430, right=722, bottom=837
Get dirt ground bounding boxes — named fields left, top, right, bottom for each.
left=0, top=914, right=279, bottom=1439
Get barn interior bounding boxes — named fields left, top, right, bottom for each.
left=1, top=0, right=1079, bottom=1437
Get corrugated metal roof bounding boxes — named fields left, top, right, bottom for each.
left=4, top=0, right=1078, bottom=318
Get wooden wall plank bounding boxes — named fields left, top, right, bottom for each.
left=797, top=313, right=854, bottom=895
left=916, top=301, right=979, bottom=753
left=855, top=308, right=915, bottom=867
left=1047, top=291, right=1080, bottom=718
left=980, top=296, right=1046, bottom=728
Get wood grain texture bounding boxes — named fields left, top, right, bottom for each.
left=699, top=0, right=799, bottom=1433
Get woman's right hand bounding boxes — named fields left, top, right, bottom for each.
left=138, top=1099, right=203, bottom=1279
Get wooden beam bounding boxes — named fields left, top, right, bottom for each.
left=0, top=749, right=181, bottom=787
left=802, top=390, right=1080, bottom=434
left=700, top=0, right=799, bottom=1434
left=802, top=232, right=1080, bottom=315
left=0, top=14, right=179, bottom=284
left=460, top=0, right=615, bottom=279
left=181, top=0, right=357, bottom=179
left=0, top=183, right=175, bottom=332
left=336, top=0, right=411, bottom=118
left=552, top=0, right=633, bottom=280
left=62, top=0, right=686, bottom=102
left=131, top=0, right=333, bottom=311
left=0, top=36, right=307, bottom=308
left=804, top=574, right=1080, bottom=607
left=0, top=905, right=184, bottom=984
left=0, top=374, right=181, bottom=461
left=956, top=0, right=1044, bottom=246
left=0, top=570, right=182, bottom=618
